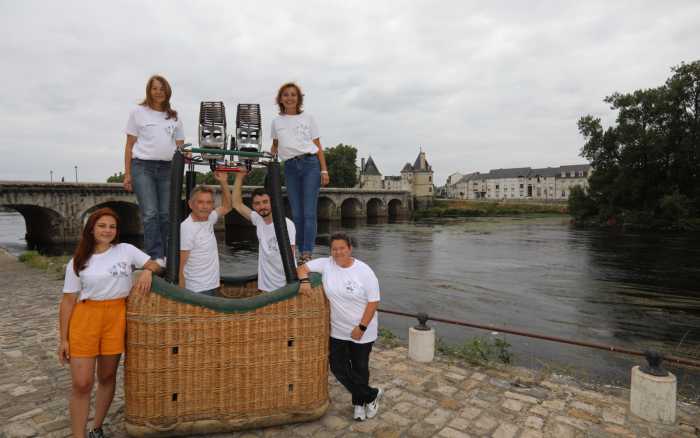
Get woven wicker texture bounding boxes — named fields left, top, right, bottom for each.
left=124, top=279, right=329, bottom=437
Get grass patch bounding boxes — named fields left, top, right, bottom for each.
left=18, top=251, right=70, bottom=278
left=415, top=200, right=568, bottom=219
left=436, top=336, right=513, bottom=366
left=378, top=327, right=402, bottom=348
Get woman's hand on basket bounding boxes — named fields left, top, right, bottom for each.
left=299, top=281, right=313, bottom=297
left=133, top=270, right=153, bottom=296
left=58, top=339, right=70, bottom=366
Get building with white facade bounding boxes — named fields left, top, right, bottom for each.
left=445, top=164, right=592, bottom=201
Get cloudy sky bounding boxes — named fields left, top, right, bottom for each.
left=1, top=1, right=699, bottom=185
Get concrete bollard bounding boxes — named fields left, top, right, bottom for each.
left=630, top=365, right=676, bottom=424
left=408, top=326, right=435, bottom=363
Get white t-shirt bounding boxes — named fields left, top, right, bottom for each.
left=63, top=243, right=150, bottom=301
left=180, top=211, right=220, bottom=292
left=304, top=257, right=380, bottom=343
left=250, top=211, right=296, bottom=292
left=270, top=113, right=319, bottom=161
left=125, top=105, right=185, bottom=161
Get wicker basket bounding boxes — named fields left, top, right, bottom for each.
left=124, top=274, right=329, bottom=437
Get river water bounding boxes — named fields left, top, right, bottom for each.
left=2, top=211, right=699, bottom=399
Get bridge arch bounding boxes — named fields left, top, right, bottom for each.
left=4, top=204, right=66, bottom=243
left=366, top=198, right=384, bottom=218
left=317, top=196, right=337, bottom=220
left=388, top=199, right=404, bottom=219
left=340, top=198, right=363, bottom=219
left=81, top=201, right=142, bottom=237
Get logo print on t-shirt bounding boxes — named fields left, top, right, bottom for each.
left=295, top=124, right=311, bottom=143
left=344, top=280, right=361, bottom=295
left=165, top=123, right=176, bottom=140
left=109, top=262, right=129, bottom=278
left=266, top=237, right=279, bottom=253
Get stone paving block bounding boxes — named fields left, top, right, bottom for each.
left=438, top=398, right=462, bottom=410
left=570, top=400, right=598, bottom=415
left=520, top=430, right=544, bottom=438
left=459, top=405, right=482, bottom=420
left=392, top=401, right=415, bottom=414
left=350, top=419, right=380, bottom=433
left=470, top=372, right=487, bottom=381
left=492, top=422, right=519, bottom=438
left=548, top=421, right=577, bottom=438
left=434, top=384, right=459, bottom=397
left=381, top=411, right=412, bottom=427
left=602, top=424, right=637, bottom=437
left=567, top=407, right=600, bottom=424
left=8, top=407, right=43, bottom=422
left=525, top=415, right=544, bottom=430
left=437, top=426, right=472, bottom=438
left=542, top=399, right=566, bottom=411
left=406, top=421, right=440, bottom=437
left=473, top=414, right=499, bottom=432
left=1, top=421, right=39, bottom=438
left=424, top=407, right=453, bottom=427
left=447, top=416, right=472, bottom=430
left=602, top=407, right=626, bottom=425
left=320, top=414, right=349, bottom=431
left=529, top=405, right=549, bottom=417
left=504, top=390, right=539, bottom=404
left=9, top=386, right=37, bottom=397
left=555, top=414, right=591, bottom=430
left=374, top=426, right=403, bottom=438
left=501, top=398, right=523, bottom=412
left=291, top=421, right=324, bottom=436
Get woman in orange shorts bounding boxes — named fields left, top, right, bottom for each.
left=58, top=208, right=160, bottom=438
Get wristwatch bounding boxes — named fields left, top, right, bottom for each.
left=358, top=324, right=367, bottom=332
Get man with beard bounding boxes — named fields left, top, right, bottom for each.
left=232, top=171, right=296, bottom=292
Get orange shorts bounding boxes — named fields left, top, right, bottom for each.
left=68, top=298, right=126, bottom=357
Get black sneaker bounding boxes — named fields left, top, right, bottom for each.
left=88, top=427, right=105, bottom=438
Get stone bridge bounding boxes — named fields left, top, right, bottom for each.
left=0, top=181, right=412, bottom=243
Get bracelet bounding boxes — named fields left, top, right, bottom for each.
left=321, top=170, right=328, bottom=174
left=299, top=278, right=310, bottom=284
left=358, top=324, right=367, bottom=332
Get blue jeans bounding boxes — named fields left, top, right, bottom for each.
left=131, top=158, right=171, bottom=260
left=284, top=155, right=320, bottom=254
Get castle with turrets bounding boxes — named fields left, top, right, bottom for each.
left=357, top=149, right=434, bottom=208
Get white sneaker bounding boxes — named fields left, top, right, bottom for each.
left=155, top=258, right=166, bottom=268
left=365, top=388, right=383, bottom=419
left=353, top=404, right=366, bottom=421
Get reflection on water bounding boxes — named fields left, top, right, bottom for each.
left=2, top=211, right=699, bottom=399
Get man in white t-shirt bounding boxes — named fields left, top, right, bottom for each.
left=179, top=171, right=232, bottom=295
left=232, top=171, right=296, bottom=292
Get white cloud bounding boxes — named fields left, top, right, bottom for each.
left=1, top=0, right=699, bottom=184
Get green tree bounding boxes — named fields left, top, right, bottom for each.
left=107, top=172, right=125, bottom=183
left=572, top=60, right=700, bottom=228
left=324, top=144, right=358, bottom=188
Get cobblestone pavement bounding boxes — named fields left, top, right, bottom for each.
left=1, top=251, right=699, bottom=437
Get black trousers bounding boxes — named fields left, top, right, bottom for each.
left=329, top=337, right=379, bottom=406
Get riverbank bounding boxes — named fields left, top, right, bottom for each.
left=1, top=252, right=698, bottom=437
left=415, top=200, right=568, bottom=219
